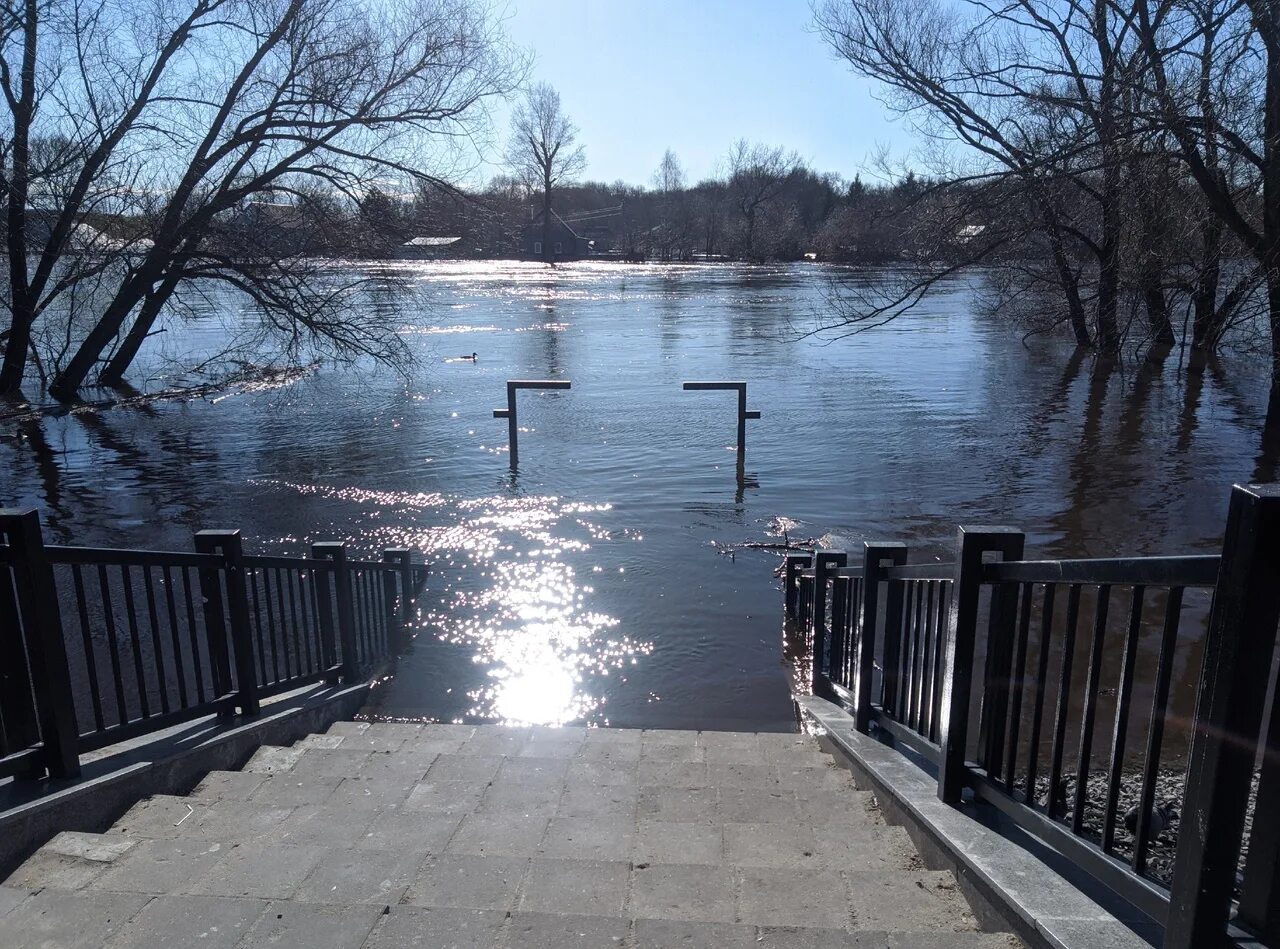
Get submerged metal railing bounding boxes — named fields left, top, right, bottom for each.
left=785, top=484, right=1280, bottom=949
left=0, top=509, right=426, bottom=782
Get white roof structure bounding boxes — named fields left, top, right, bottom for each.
left=403, top=236, right=461, bottom=247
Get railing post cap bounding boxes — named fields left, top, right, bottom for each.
left=195, top=528, right=241, bottom=538
left=1236, top=483, right=1280, bottom=501
left=864, top=540, right=907, bottom=551
left=0, top=507, right=39, bottom=519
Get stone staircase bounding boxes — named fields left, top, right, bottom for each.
left=0, top=723, right=1021, bottom=947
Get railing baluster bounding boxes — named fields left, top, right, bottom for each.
left=1025, top=583, right=1057, bottom=807
left=181, top=567, right=207, bottom=706
left=932, top=581, right=951, bottom=744
left=71, top=564, right=105, bottom=732
left=1072, top=584, right=1110, bottom=835
left=295, top=570, right=314, bottom=674
left=871, top=549, right=908, bottom=728
left=262, top=567, right=279, bottom=684
left=142, top=567, right=170, bottom=716
left=161, top=566, right=188, bottom=709
left=1003, top=582, right=1035, bottom=794
left=918, top=581, right=935, bottom=736
left=1046, top=583, right=1082, bottom=821
left=98, top=563, right=128, bottom=727
left=1101, top=585, right=1144, bottom=854
left=120, top=565, right=150, bottom=720
left=1132, top=586, right=1184, bottom=875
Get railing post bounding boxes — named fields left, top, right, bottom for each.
left=1167, top=485, right=1280, bottom=949
left=810, top=550, right=846, bottom=693
left=937, top=526, right=1024, bottom=805
left=313, top=542, right=357, bottom=681
left=784, top=553, right=810, bottom=621
left=978, top=533, right=1025, bottom=785
left=195, top=530, right=259, bottom=717
left=855, top=543, right=907, bottom=733
left=310, top=543, right=340, bottom=682
left=381, top=549, right=411, bottom=653
left=1, top=509, right=80, bottom=779
left=194, top=534, right=234, bottom=713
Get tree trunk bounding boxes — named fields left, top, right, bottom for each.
left=99, top=274, right=181, bottom=386
left=541, top=176, right=552, bottom=264
left=1095, top=164, right=1123, bottom=353
left=48, top=265, right=157, bottom=399
left=0, top=2, right=39, bottom=394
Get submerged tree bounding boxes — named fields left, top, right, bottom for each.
left=0, top=0, right=521, bottom=398
left=725, top=140, right=803, bottom=260
left=505, top=82, right=586, bottom=264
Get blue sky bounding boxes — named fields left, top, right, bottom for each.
left=487, top=0, right=914, bottom=187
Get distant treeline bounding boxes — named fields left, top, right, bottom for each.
left=303, top=147, right=940, bottom=265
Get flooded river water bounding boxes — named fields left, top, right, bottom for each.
left=1, top=261, right=1271, bottom=732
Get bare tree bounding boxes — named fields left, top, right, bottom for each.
left=725, top=140, right=802, bottom=260
left=43, top=0, right=520, bottom=397
left=0, top=0, right=230, bottom=394
left=505, top=82, right=585, bottom=264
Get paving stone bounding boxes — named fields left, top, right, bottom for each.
left=249, top=774, right=343, bottom=806
left=105, top=895, right=265, bottom=948
left=45, top=831, right=139, bottom=863
left=724, top=821, right=823, bottom=869
left=287, top=749, right=375, bottom=780
left=448, top=813, right=551, bottom=857
left=263, top=804, right=376, bottom=847
left=502, top=911, right=629, bottom=947
left=498, top=755, right=571, bottom=782
left=634, top=820, right=723, bottom=865
left=0, top=886, right=28, bottom=917
left=637, top=760, right=709, bottom=787
left=7, top=850, right=110, bottom=890
left=845, top=870, right=977, bottom=932
left=630, top=863, right=736, bottom=923
left=94, top=838, right=229, bottom=894
left=575, top=740, right=643, bottom=762
left=363, top=905, right=506, bottom=948
left=0, top=888, right=149, bottom=949
left=736, top=865, right=851, bottom=930
left=706, top=762, right=780, bottom=788
left=355, top=808, right=462, bottom=853
left=328, top=775, right=412, bottom=812
left=293, top=847, right=422, bottom=904
left=298, top=733, right=347, bottom=749
left=717, top=786, right=799, bottom=823
left=638, top=786, right=718, bottom=822
left=188, top=842, right=325, bottom=899
left=241, top=899, right=381, bottom=947
left=476, top=779, right=562, bottom=817
left=403, top=779, right=490, bottom=814
left=108, top=795, right=207, bottom=838
left=566, top=758, right=639, bottom=785
left=810, top=826, right=920, bottom=871
left=632, top=917, right=758, bottom=948
left=458, top=727, right=530, bottom=756
left=358, top=751, right=440, bottom=787
left=558, top=782, right=638, bottom=818
left=539, top=816, right=636, bottom=861
left=362, top=722, right=429, bottom=738
left=640, top=739, right=704, bottom=763
left=325, top=721, right=371, bottom=736
left=404, top=853, right=526, bottom=910
left=426, top=754, right=505, bottom=782
left=518, top=858, right=628, bottom=917
left=193, top=800, right=295, bottom=839
left=334, top=734, right=407, bottom=754
left=189, top=769, right=268, bottom=800
left=243, top=744, right=306, bottom=773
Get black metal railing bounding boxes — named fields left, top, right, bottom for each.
left=0, top=508, right=426, bottom=783
left=785, top=484, right=1280, bottom=949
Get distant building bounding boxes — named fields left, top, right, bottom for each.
left=520, top=209, right=591, bottom=261
left=398, top=236, right=462, bottom=259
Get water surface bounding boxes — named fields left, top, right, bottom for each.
left=2, top=261, right=1269, bottom=731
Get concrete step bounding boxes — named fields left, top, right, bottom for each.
left=0, top=723, right=1023, bottom=947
